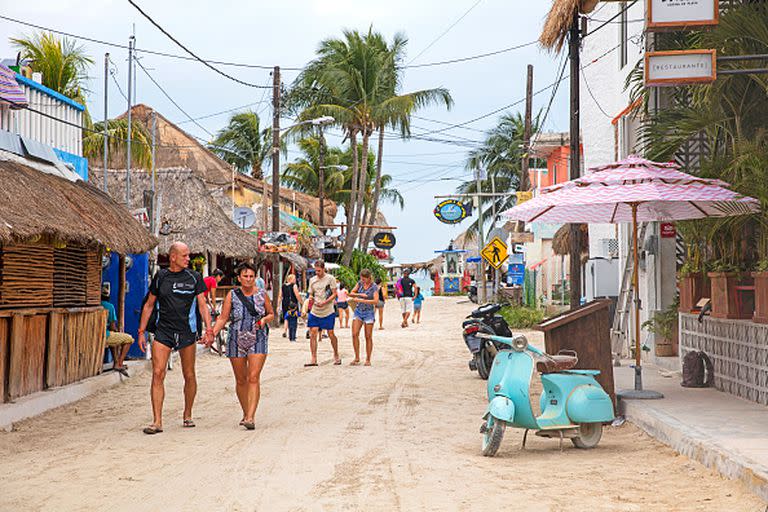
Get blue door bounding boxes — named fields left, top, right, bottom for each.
left=102, top=252, right=150, bottom=359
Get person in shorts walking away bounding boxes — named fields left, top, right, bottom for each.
left=374, top=278, right=387, bottom=330
left=213, top=263, right=274, bottom=430
left=336, top=283, right=350, bottom=329
left=305, top=260, right=340, bottom=367
left=413, top=284, right=425, bottom=324
left=279, top=273, right=302, bottom=341
left=138, top=242, right=212, bottom=435
left=397, top=269, right=416, bottom=328
left=349, top=269, right=379, bottom=366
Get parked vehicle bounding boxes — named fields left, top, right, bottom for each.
left=478, top=333, right=614, bottom=457
left=462, top=303, right=511, bottom=379
left=467, top=284, right=478, bottom=303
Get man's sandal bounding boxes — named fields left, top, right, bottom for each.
left=143, top=425, right=163, bottom=435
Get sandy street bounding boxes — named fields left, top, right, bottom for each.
left=0, top=297, right=762, bottom=512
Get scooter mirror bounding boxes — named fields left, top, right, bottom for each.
left=511, top=335, right=528, bottom=352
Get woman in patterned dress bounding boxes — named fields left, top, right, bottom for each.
left=212, top=263, right=274, bottom=430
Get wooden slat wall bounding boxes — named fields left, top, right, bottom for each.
left=0, top=317, right=8, bottom=402
left=0, top=244, right=54, bottom=309
left=85, top=249, right=101, bottom=306
left=7, top=313, right=47, bottom=400
left=46, top=308, right=106, bottom=388
left=53, top=245, right=88, bottom=307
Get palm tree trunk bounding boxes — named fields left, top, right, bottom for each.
left=362, top=125, right=385, bottom=249
left=342, top=130, right=360, bottom=265
left=350, top=130, right=370, bottom=253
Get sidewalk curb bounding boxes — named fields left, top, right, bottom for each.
left=0, top=360, right=151, bottom=432
left=620, top=398, right=768, bottom=502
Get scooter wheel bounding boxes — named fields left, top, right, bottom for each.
left=481, top=416, right=505, bottom=457
left=477, top=347, right=493, bottom=380
left=572, top=423, right=603, bottom=449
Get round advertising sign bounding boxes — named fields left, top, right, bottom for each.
left=434, top=199, right=468, bottom=224
left=373, top=232, right=396, bottom=249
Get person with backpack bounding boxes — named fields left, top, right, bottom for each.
left=137, top=242, right=212, bottom=435
left=396, top=269, right=416, bottom=328
left=213, top=262, right=274, bottom=430
left=279, top=273, right=302, bottom=342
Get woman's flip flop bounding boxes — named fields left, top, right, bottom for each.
left=183, top=419, right=196, bottom=428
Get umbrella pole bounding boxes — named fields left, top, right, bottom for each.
left=618, top=203, right=664, bottom=400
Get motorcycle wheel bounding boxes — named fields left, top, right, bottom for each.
left=481, top=416, right=505, bottom=457
left=571, top=423, right=603, bottom=449
left=477, top=345, right=494, bottom=380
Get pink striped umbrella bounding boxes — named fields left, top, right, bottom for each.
left=501, top=155, right=760, bottom=398
left=0, top=65, right=28, bottom=109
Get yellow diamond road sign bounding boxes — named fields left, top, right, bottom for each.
left=481, top=237, right=508, bottom=269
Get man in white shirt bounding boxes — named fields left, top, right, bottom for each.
left=305, top=260, right=341, bottom=366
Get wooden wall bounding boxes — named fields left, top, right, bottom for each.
left=47, top=308, right=106, bottom=388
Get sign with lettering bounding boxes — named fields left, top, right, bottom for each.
left=645, top=50, right=716, bottom=87
left=647, top=0, right=718, bottom=30
left=433, top=199, right=469, bottom=224
left=660, top=222, right=677, bottom=238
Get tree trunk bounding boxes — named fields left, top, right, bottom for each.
left=361, top=125, right=385, bottom=250
left=341, top=130, right=360, bottom=265
left=350, top=130, right=370, bottom=252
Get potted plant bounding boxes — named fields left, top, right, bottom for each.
left=642, top=303, right=679, bottom=357
left=753, top=259, right=768, bottom=323
left=678, top=261, right=709, bottom=313
left=708, top=259, right=751, bottom=319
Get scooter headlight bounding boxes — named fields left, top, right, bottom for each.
left=511, top=335, right=528, bottom=352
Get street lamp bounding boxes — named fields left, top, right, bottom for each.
left=318, top=164, right=348, bottom=228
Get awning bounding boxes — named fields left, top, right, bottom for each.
left=0, top=66, right=28, bottom=109
left=280, top=210, right=320, bottom=236
left=279, top=251, right=308, bottom=271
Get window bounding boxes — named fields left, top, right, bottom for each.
left=619, top=2, right=629, bottom=69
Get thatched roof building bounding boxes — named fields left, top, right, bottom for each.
left=90, top=104, right=336, bottom=225
left=552, top=223, right=589, bottom=256
left=90, top=167, right=259, bottom=258
left=0, top=153, right=155, bottom=254
left=540, top=0, right=599, bottom=51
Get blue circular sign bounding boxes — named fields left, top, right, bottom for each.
left=434, top=199, right=468, bottom=224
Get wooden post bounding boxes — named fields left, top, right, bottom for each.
left=568, top=11, right=583, bottom=311
left=522, top=64, right=533, bottom=192
left=117, top=254, right=126, bottom=331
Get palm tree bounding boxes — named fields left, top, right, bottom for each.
left=11, top=32, right=92, bottom=104
left=282, top=137, right=347, bottom=203
left=208, top=111, right=272, bottom=178
left=287, top=28, right=451, bottom=264
left=82, top=118, right=153, bottom=171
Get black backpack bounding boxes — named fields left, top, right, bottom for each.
left=681, top=350, right=714, bottom=388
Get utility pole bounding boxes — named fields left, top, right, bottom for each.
left=318, top=125, right=326, bottom=230
left=475, top=169, right=487, bottom=304
left=150, top=110, right=157, bottom=233
left=491, top=174, right=499, bottom=299
left=271, top=65, right=281, bottom=325
left=126, top=34, right=134, bottom=206
left=522, top=64, right=534, bottom=192
left=103, top=52, right=109, bottom=194
left=568, top=12, right=582, bottom=311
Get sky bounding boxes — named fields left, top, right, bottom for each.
left=0, top=0, right=569, bottom=263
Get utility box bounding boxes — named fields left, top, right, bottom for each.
left=535, top=299, right=616, bottom=406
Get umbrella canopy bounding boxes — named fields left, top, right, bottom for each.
left=502, top=155, right=759, bottom=224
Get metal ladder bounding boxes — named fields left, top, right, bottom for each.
left=610, top=222, right=648, bottom=364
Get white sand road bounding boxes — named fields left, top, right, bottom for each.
left=0, top=297, right=762, bottom=511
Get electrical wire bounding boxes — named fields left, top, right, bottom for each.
left=126, top=0, right=272, bottom=88
left=403, top=40, right=538, bottom=69
left=583, top=0, right=639, bottom=39
left=176, top=100, right=267, bottom=125
left=407, top=0, right=485, bottom=65
left=580, top=65, right=611, bottom=118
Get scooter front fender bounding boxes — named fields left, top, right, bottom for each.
left=483, top=396, right=516, bottom=423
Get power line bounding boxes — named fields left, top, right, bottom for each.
left=126, top=0, right=272, bottom=88
left=411, top=115, right=487, bottom=134
left=581, top=65, right=611, bottom=118
left=534, top=50, right=568, bottom=138
left=407, top=0, right=485, bottom=65
left=176, top=100, right=267, bottom=125
left=583, top=0, right=639, bottom=39
left=403, top=40, right=538, bottom=69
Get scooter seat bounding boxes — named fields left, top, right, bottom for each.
left=536, top=354, right=579, bottom=374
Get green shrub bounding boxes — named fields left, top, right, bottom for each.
left=499, top=306, right=545, bottom=329
left=332, top=250, right=388, bottom=290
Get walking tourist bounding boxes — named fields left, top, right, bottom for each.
left=101, top=286, right=134, bottom=377
left=203, top=268, right=224, bottom=312
left=397, top=269, right=416, bottom=328
left=349, top=269, right=379, bottom=366
left=413, top=285, right=425, bottom=324
left=305, top=260, right=340, bottom=367
left=375, top=278, right=386, bottom=330
left=212, top=263, right=274, bottom=430
left=336, top=283, right=350, bottom=328
left=138, top=242, right=212, bottom=435
left=279, top=274, right=302, bottom=342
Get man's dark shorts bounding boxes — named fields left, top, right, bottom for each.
left=154, top=330, right=197, bottom=351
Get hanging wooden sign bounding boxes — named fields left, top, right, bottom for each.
left=645, top=50, right=717, bottom=87
left=647, top=0, right=718, bottom=30
left=373, top=232, right=396, bottom=249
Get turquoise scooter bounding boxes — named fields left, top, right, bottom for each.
left=478, top=333, right=614, bottom=457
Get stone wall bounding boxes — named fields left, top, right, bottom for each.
left=680, top=313, right=768, bottom=405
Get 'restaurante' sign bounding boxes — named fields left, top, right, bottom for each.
left=647, top=0, right=719, bottom=30
left=645, top=50, right=717, bottom=87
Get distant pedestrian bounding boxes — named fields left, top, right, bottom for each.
left=279, top=274, right=302, bottom=342
left=349, top=269, right=379, bottom=366
left=305, top=260, right=340, bottom=367
left=212, top=262, right=274, bottom=430
left=375, top=278, right=387, bottom=330
left=138, top=242, right=212, bottom=435
left=336, top=283, right=350, bottom=329
left=101, top=286, right=133, bottom=377
left=413, top=285, right=425, bottom=324
left=397, top=269, right=416, bottom=328
left=203, top=268, right=224, bottom=313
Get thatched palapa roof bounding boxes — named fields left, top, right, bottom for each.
left=90, top=168, right=259, bottom=258
left=552, top=223, right=589, bottom=256
left=540, top=0, right=599, bottom=51
left=0, top=157, right=156, bottom=253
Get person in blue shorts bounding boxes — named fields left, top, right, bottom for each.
left=413, top=285, right=425, bottom=324
left=305, top=260, right=340, bottom=367
left=349, top=269, right=379, bottom=366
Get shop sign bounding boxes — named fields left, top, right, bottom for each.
left=256, top=231, right=298, bottom=253
left=433, top=199, right=469, bottom=224
left=516, top=191, right=533, bottom=205
left=660, top=222, right=677, bottom=238
left=647, top=0, right=718, bottom=30
left=373, top=232, right=396, bottom=249
left=507, top=263, right=525, bottom=286
left=645, top=50, right=716, bottom=87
